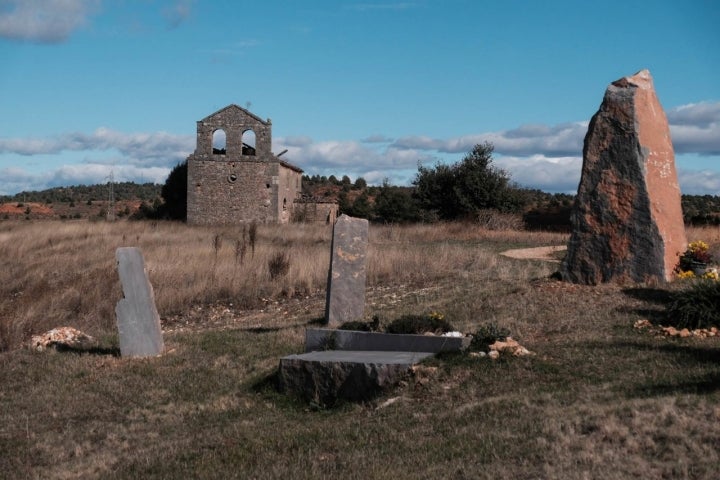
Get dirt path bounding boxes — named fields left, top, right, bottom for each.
left=500, top=245, right=567, bottom=263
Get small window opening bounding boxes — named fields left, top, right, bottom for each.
left=242, top=129, right=256, bottom=156
left=228, top=174, right=238, bottom=183
left=213, top=129, right=226, bottom=155
left=283, top=198, right=287, bottom=210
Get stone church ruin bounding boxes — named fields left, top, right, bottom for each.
left=186, top=104, right=337, bottom=225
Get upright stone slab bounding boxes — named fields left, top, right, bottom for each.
left=115, top=247, right=164, bottom=357
left=562, top=70, right=687, bottom=285
left=325, top=214, right=369, bottom=326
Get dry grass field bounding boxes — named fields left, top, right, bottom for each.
left=1, top=219, right=719, bottom=479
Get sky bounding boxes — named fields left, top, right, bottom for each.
left=0, top=0, right=719, bottom=196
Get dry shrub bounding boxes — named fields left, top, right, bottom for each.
left=268, top=251, right=291, bottom=280
left=476, top=209, right=525, bottom=231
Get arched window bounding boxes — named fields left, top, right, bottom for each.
left=242, top=129, right=256, bottom=156
left=212, top=129, right=226, bottom=155
left=283, top=198, right=287, bottom=210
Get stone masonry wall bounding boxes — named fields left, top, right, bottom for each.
left=187, top=159, right=280, bottom=225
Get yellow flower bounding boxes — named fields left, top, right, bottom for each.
left=676, top=270, right=696, bottom=279
left=688, top=241, right=709, bottom=253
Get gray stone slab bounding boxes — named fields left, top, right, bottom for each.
left=115, top=247, right=164, bottom=357
left=305, top=328, right=470, bottom=353
left=287, top=350, right=435, bottom=364
left=324, top=214, right=369, bottom=327
left=279, top=350, right=434, bottom=405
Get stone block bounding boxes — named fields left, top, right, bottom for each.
left=562, top=70, right=687, bottom=284
left=278, top=350, right=433, bottom=405
left=324, top=215, right=369, bottom=326
left=305, top=328, right=470, bottom=353
left=115, top=247, right=164, bottom=357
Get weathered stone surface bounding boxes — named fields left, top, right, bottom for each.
left=306, top=328, right=470, bottom=353
left=324, top=215, right=369, bottom=326
left=278, top=350, right=433, bottom=405
left=115, top=247, right=164, bottom=357
left=562, top=70, right=687, bottom=284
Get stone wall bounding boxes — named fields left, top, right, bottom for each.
left=293, top=200, right=339, bottom=224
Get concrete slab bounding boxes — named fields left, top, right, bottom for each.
left=305, top=328, right=470, bottom=353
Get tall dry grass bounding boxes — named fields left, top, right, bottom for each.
left=0, top=219, right=567, bottom=351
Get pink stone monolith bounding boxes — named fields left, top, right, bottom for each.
left=561, top=70, right=687, bottom=285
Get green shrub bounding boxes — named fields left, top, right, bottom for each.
left=469, top=322, right=510, bottom=352
left=666, top=280, right=720, bottom=330
left=385, top=314, right=454, bottom=335
left=338, top=316, right=380, bottom=332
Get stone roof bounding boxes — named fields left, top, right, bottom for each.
left=201, top=104, right=270, bottom=125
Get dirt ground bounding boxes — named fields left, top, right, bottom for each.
left=500, top=245, right=567, bottom=263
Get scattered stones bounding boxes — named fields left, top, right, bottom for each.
left=634, top=319, right=719, bottom=338
left=29, top=327, right=96, bottom=352
left=488, top=337, right=533, bottom=357
left=562, top=69, right=687, bottom=285
left=325, top=214, right=369, bottom=327
left=115, top=247, right=164, bottom=357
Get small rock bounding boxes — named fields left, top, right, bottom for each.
left=488, top=350, right=500, bottom=360
left=679, top=328, right=691, bottom=338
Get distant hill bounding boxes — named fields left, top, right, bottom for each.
left=0, top=182, right=161, bottom=220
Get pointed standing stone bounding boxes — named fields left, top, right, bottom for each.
left=324, top=214, right=369, bottom=327
left=562, top=70, right=687, bottom=284
left=115, top=247, right=164, bottom=357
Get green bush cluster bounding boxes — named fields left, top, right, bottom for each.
left=385, top=314, right=455, bottom=335
left=666, top=280, right=720, bottom=330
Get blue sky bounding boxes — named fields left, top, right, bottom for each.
left=1, top=0, right=719, bottom=196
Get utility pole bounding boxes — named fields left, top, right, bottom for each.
left=107, top=169, right=116, bottom=221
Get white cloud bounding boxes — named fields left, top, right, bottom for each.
left=0, top=163, right=170, bottom=196
left=0, top=0, right=98, bottom=43
left=393, top=122, right=588, bottom=157
left=0, top=128, right=194, bottom=167
left=667, top=101, right=720, bottom=127
left=361, top=134, right=394, bottom=144
left=494, top=155, right=583, bottom=193
left=677, top=169, right=720, bottom=196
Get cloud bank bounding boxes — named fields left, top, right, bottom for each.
left=1, top=101, right=719, bottom=196
left=0, top=0, right=99, bottom=43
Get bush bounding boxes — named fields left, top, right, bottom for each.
left=385, top=313, right=454, bottom=335
left=268, top=252, right=291, bottom=280
left=666, top=280, right=720, bottom=330
left=469, top=323, right=510, bottom=352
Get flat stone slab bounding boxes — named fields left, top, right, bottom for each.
left=279, top=350, right=434, bottom=405
left=306, top=328, right=470, bottom=353
left=288, top=350, right=435, bottom=364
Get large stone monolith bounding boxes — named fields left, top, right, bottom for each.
left=562, top=70, right=687, bottom=285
